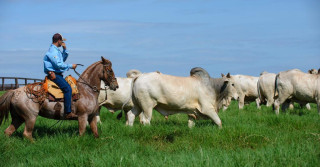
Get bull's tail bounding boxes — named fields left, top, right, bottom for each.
left=274, top=74, right=280, bottom=99
left=0, top=90, right=15, bottom=125
left=120, top=75, right=141, bottom=119
left=257, top=79, right=263, bottom=103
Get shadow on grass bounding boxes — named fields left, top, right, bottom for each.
left=8, top=123, right=99, bottom=140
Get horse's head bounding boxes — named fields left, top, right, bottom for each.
left=100, top=56, right=118, bottom=91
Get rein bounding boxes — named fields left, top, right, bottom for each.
left=74, top=68, right=99, bottom=92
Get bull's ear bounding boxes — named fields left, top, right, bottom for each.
left=308, top=70, right=312, bottom=74
left=226, top=73, right=231, bottom=78
left=221, top=73, right=225, bottom=77
left=318, top=68, right=320, bottom=74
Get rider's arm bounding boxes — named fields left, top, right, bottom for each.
left=47, top=51, right=73, bottom=71
left=62, top=49, right=69, bottom=62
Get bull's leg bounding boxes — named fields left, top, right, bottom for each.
left=4, top=110, right=24, bottom=137
left=202, top=108, right=222, bottom=128
left=256, top=98, right=261, bottom=109
left=23, top=117, right=37, bottom=141
left=282, top=100, right=291, bottom=111
left=317, top=100, right=320, bottom=115
left=141, top=108, right=153, bottom=125
left=222, top=105, right=228, bottom=111
left=127, top=107, right=141, bottom=126
left=238, top=95, right=245, bottom=109
left=288, top=101, right=294, bottom=110
left=266, top=97, right=274, bottom=107
left=274, top=96, right=290, bottom=115
left=222, top=106, right=228, bottom=111
left=116, top=111, right=123, bottom=120
left=274, top=99, right=281, bottom=115
left=305, top=103, right=311, bottom=110
left=138, top=99, right=156, bottom=125
left=138, top=112, right=146, bottom=124
left=88, top=114, right=99, bottom=138
left=188, top=115, right=196, bottom=128
left=78, top=114, right=88, bottom=136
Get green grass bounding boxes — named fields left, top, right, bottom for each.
left=0, top=90, right=319, bottom=166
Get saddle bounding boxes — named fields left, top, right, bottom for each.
left=43, top=75, right=80, bottom=102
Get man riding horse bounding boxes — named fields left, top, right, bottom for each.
left=43, top=33, right=78, bottom=119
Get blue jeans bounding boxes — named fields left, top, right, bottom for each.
left=52, top=74, right=72, bottom=114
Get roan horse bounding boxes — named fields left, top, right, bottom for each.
left=0, top=57, right=118, bottom=140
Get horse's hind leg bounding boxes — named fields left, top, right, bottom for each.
left=23, top=117, right=37, bottom=141
left=4, top=110, right=24, bottom=136
left=88, top=114, right=99, bottom=138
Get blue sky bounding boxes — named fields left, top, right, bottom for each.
left=0, top=0, right=319, bottom=80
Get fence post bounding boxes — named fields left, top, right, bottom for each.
left=15, top=78, right=18, bottom=89
left=25, top=78, right=28, bottom=86
left=1, top=78, right=4, bottom=91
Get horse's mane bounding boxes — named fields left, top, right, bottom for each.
left=80, top=60, right=102, bottom=77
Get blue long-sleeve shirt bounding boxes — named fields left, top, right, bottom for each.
left=43, top=44, right=73, bottom=74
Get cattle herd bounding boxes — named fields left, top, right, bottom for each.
left=98, top=68, right=320, bottom=128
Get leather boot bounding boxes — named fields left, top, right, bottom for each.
left=65, top=112, right=78, bottom=120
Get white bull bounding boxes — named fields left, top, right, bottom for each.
left=257, top=72, right=277, bottom=107
left=229, top=75, right=261, bottom=109
left=97, top=69, right=141, bottom=122
left=127, top=67, right=238, bottom=128
left=274, top=69, right=320, bottom=115
left=258, top=71, right=312, bottom=110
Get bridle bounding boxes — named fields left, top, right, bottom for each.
left=73, top=63, right=112, bottom=93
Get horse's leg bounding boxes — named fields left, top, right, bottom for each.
left=78, top=114, right=88, bottom=136
left=23, top=117, right=37, bottom=141
left=95, top=112, right=102, bottom=124
left=88, top=114, right=99, bottom=138
left=4, top=110, right=24, bottom=136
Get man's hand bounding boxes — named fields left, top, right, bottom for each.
left=72, top=64, right=77, bottom=69
left=61, top=42, right=67, bottom=50
left=48, top=71, right=56, bottom=80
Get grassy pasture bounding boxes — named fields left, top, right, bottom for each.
left=0, top=91, right=319, bottom=166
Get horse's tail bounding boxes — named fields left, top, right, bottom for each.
left=0, top=90, right=15, bottom=125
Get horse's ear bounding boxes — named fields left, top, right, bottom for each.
left=101, top=56, right=107, bottom=64
left=221, top=73, right=225, bottom=77
left=226, top=73, right=231, bottom=78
